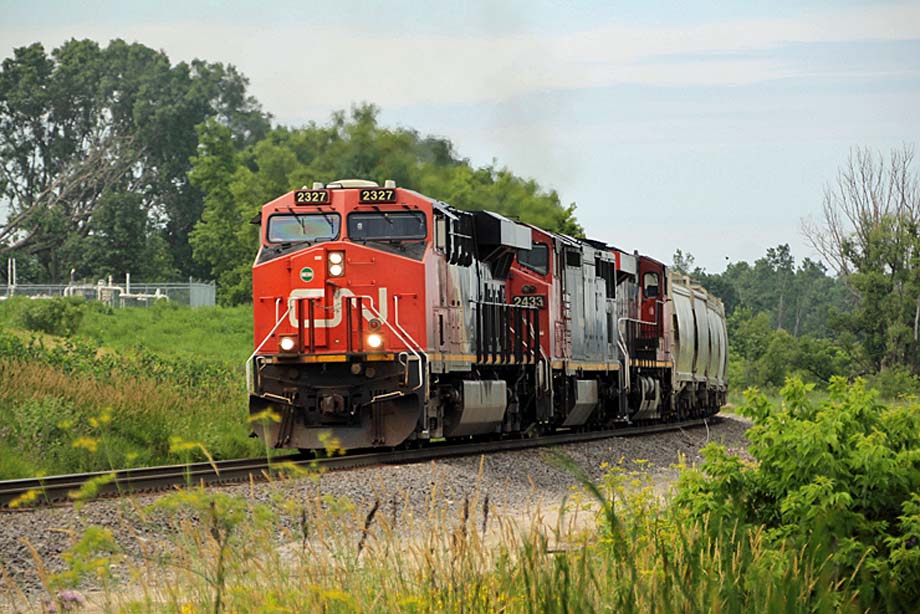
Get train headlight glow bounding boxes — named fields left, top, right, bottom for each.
left=328, top=251, right=345, bottom=277
left=279, top=336, right=297, bottom=352
left=366, top=333, right=383, bottom=349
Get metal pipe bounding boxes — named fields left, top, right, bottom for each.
left=533, top=307, right=540, bottom=364
left=345, top=296, right=353, bottom=352
left=356, top=297, right=364, bottom=352
left=472, top=302, right=483, bottom=363
left=490, top=301, right=497, bottom=363
left=308, top=298, right=316, bottom=353
left=5, top=258, right=17, bottom=296
left=296, top=298, right=305, bottom=352
left=513, top=306, right=522, bottom=363
left=504, top=304, right=511, bottom=363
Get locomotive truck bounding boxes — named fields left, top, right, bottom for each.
left=247, top=179, right=727, bottom=450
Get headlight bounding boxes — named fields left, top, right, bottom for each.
left=279, top=336, right=297, bottom=352
left=328, top=252, right=345, bottom=277
left=366, top=333, right=383, bottom=349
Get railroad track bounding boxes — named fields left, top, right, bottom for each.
left=0, top=418, right=717, bottom=509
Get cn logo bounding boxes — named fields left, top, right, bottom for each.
left=288, top=287, right=388, bottom=328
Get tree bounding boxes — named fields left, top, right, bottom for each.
left=187, top=120, right=255, bottom=304
left=69, top=191, right=176, bottom=280
left=670, top=249, right=697, bottom=276
left=0, top=40, right=269, bottom=282
left=804, top=146, right=920, bottom=373
left=190, top=104, right=583, bottom=304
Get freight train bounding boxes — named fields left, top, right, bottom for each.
left=247, top=180, right=727, bottom=450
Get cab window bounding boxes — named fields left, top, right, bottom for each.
left=643, top=272, right=660, bottom=298
left=267, top=213, right=340, bottom=243
left=347, top=212, right=427, bottom=241
left=565, top=249, right=582, bottom=268
left=517, top=243, right=549, bottom=275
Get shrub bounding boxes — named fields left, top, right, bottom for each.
left=865, top=366, right=920, bottom=399
left=675, top=377, right=920, bottom=610
left=20, top=296, right=87, bottom=337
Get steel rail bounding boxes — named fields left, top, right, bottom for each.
left=0, top=417, right=718, bottom=509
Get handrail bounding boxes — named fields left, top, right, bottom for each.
left=525, top=318, right=551, bottom=392
left=247, top=294, right=427, bottom=402
left=392, top=295, right=426, bottom=392
left=616, top=316, right=657, bottom=393
left=353, top=294, right=426, bottom=399
left=245, top=305, right=292, bottom=394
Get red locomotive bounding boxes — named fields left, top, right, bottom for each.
left=248, top=179, right=727, bottom=450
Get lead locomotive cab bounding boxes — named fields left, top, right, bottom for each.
left=248, top=179, right=429, bottom=451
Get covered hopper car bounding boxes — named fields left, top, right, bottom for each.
left=247, top=179, right=727, bottom=450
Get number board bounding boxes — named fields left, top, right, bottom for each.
left=512, top=295, right=546, bottom=308
left=294, top=190, right=330, bottom=205
left=359, top=188, right=397, bottom=203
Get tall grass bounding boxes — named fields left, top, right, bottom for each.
left=77, top=302, right=252, bottom=367
left=3, top=458, right=864, bottom=613
left=0, top=297, right=252, bottom=367
left=0, top=324, right=259, bottom=478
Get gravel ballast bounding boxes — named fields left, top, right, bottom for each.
left=0, top=415, right=750, bottom=602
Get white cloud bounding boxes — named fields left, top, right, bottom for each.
left=0, top=2, right=918, bottom=115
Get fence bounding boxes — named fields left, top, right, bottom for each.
left=0, top=275, right=217, bottom=308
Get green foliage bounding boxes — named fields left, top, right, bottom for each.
left=189, top=104, right=583, bottom=304
left=0, top=313, right=259, bottom=478
left=677, top=243, right=879, bottom=389
left=675, top=377, right=920, bottom=610
left=864, top=366, right=920, bottom=399
left=678, top=244, right=852, bottom=339
left=842, top=214, right=920, bottom=373
left=19, top=453, right=868, bottom=612
left=727, top=306, right=855, bottom=389
left=0, top=39, right=269, bottom=281
left=49, top=525, right=122, bottom=592
left=20, top=296, right=86, bottom=337
left=76, top=302, right=253, bottom=366
left=806, top=147, right=920, bottom=374
left=148, top=489, right=276, bottom=614
left=187, top=120, right=254, bottom=305
left=0, top=299, right=256, bottom=477
left=72, top=191, right=177, bottom=279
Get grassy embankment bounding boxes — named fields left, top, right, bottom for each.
left=0, top=298, right=260, bottom=479
left=7, top=380, right=919, bottom=612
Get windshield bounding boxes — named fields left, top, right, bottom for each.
left=267, top=213, right=341, bottom=243
left=347, top=212, right=427, bottom=241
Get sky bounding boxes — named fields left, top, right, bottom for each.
left=2, top=0, right=919, bottom=272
